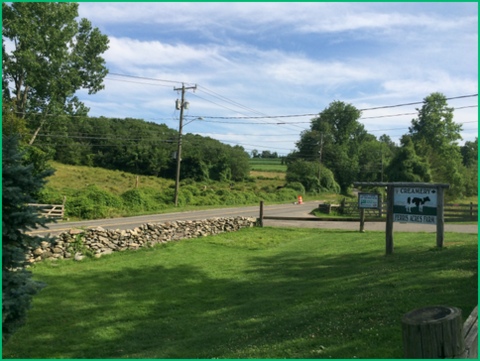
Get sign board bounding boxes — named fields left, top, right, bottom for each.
left=358, top=193, right=380, bottom=209
left=393, top=187, right=437, bottom=224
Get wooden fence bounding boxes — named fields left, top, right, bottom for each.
left=319, top=199, right=477, bottom=221
left=28, top=196, right=66, bottom=219
left=458, top=305, right=478, bottom=358
left=402, top=305, right=477, bottom=358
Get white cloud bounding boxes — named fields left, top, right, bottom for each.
left=106, top=36, right=226, bottom=70
left=73, top=2, right=477, bottom=152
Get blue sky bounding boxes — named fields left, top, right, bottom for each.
left=76, top=2, right=478, bottom=156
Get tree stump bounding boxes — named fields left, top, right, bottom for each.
left=402, top=306, right=465, bottom=358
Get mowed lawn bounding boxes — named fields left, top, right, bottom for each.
left=3, top=228, right=477, bottom=359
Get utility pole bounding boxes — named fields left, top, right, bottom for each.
left=318, top=133, right=324, bottom=182
left=173, top=83, right=196, bottom=207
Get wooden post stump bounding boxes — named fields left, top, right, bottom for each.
left=402, top=306, right=465, bottom=358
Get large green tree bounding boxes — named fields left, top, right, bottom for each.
left=409, top=93, right=465, bottom=197
left=385, top=135, right=432, bottom=182
left=2, top=135, right=54, bottom=342
left=293, top=101, right=374, bottom=193
left=2, top=2, right=109, bottom=144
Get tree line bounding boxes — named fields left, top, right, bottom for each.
left=285, top=93, right=477, bottom=199
left=5, top=114, right=252, bottom=183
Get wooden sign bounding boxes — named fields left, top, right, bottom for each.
left=393, top=187, right=437, bottom=224
left=358, top=193, right=380, bottom=209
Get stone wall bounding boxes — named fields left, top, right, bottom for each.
left=28, top=216, right=257, bottom=263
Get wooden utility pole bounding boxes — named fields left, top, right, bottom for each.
left=318, top=133, right=324, bottom=182
left=173, top=83, right=196, bottom=207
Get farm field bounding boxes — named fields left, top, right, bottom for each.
left=249, top=158, right=287, bottom=172
left=249, top=158, right=287, bottom=181
left=3, top=228, right=477, bottom=359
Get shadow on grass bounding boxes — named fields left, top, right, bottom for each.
left=5, top=239, right=477, bottom=359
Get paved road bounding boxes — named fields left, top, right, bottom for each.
left=28, top=200, right=477, bottom=236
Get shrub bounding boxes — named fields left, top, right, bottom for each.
left=37, top=186, right=64, bottom=204
left=67, top=185, right=123, bottom=219
left=285, top=182, right=305, bottom=195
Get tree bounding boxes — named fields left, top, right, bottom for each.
left=410, top=93, right=462, bottom=149
left=461, top=138, right=478, bottom=168
left=286, top=159, right=340, bottom=193
left=294, top=101, right=370, bottom=193
left=409, top=93, right=465, bottom=197
left=385, top=136, right=432, bottom=182
left=2, top=2, right=109, bottom=144
left=2, top=135, right=54, bottom=342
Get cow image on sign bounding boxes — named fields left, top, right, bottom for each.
left=353, top=182, right=449, bottom=255
left=394, top=187, right=437, bottom=224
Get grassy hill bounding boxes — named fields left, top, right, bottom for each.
left=39, top=161, right=300, bottom=220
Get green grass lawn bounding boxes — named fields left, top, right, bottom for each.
left=3, top=228, right=477, bottom=358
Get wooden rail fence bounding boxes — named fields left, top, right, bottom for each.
left=319, top=200, right=477, bottom=221
left=28, top=196, right=66, bottom=219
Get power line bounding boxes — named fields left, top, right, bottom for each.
left=107, top=72, right=190, bottom=86
left=187, top=94, right=478, bottom=120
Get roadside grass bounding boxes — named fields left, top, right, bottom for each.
left=3, top=228, right=477, bottom=359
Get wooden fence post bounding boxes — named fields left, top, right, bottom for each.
left=259, top=201, right=264, bottom=227
left=437, top=187, right=445, bottom=248
left=402, top=306, right=465, bottom=358
left=359, top=208, right=365, bottom=232
left=385, top=185, right=394, bottom=255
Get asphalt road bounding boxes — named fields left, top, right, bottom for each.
left=27, top=200, right=478, bottom=236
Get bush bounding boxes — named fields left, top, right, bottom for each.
left=67, top=185, right=123, bottom=219
left=121, top=189, right=158, bottom=212
left=285, top=182, right=305, bottom=195
left=37, top=186, right=64, bottom=204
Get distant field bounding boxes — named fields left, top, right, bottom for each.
left=249, top=158, right=287, bottom=172
left=250, top=171, right=286, bottom=180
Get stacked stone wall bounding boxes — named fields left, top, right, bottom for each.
left=28, top=216, right=257, bottom=263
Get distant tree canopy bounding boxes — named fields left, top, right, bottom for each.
left=292, top=101, right=381, bottom=194
left=31, top=116, right=251, bottom=182
left=287, top=94, right=476, bottom=198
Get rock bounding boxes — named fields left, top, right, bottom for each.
left=41, top=251, right=53, bottom=259
left=28, top=216, right=257, bottom=265
left=69, top=229, right=84, bottom=235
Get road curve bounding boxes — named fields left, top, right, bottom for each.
left=27, top=200, right=477, bottom=236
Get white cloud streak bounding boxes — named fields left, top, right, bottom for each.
left=73, top=2, right=477, bottom=151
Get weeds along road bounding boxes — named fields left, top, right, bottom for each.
left=27, top=200, right=477, bottom=236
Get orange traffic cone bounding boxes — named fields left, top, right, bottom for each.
left=297, top=195, right=303, bottom=204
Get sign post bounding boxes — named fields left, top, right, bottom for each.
left=358, top=193, right=380, bottom=232
left=353, top=182, right=449, bottom=255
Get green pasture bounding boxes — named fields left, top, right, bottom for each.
left=249, top=158, right=287, bottom=172
left=3, top=228, right=477, bottom=359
